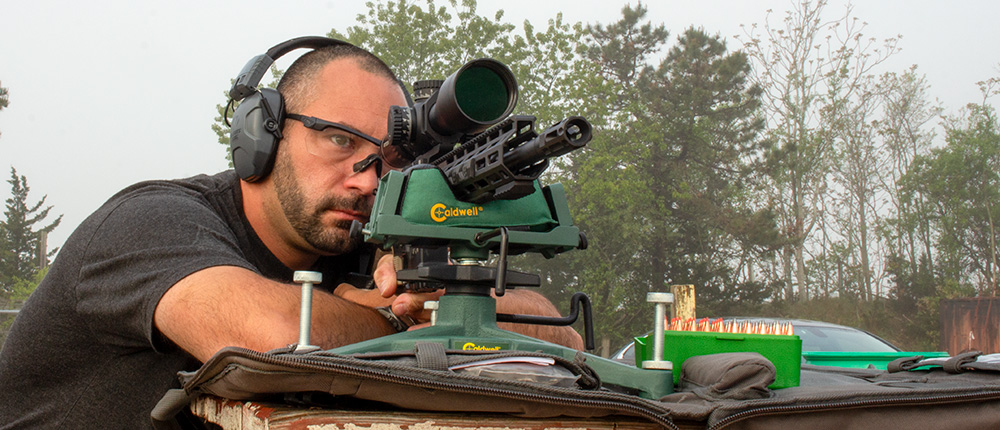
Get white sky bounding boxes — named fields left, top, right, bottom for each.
left=1, top=0, right=998, bottom=250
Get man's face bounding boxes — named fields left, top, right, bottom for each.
left=270, top=59, right=406, bottom=256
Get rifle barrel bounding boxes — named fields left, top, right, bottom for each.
left=503, top=116, right=591, bottom=169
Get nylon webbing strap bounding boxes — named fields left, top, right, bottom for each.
left=887, top=355, right=925, bottom=373
left=944, top=350, right=981, bottom=374
left=414, top=342, right=449, bottom=371
left=149, top=388, right=194, bottom=430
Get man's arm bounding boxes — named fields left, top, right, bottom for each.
left=154, top=265, right=396, bottom=363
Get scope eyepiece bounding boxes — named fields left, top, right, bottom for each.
left=380, top=59, right=518, bottom=168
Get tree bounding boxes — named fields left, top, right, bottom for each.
left=628, top=26, right=775, bottom=314
left=0, top=80, right=8, bottom=139
left=545, top=5, right=775, bottom=350
left=824, top=72, right=885, bottom=301
left=0, top=81, right=8, bottom=111
left=0, top=267, right=47, bottom=345
left=902, top=91, right=1000, bottom=295
left=737, top=0, right=898, bottom=300
left=877, top=67, right=942, bottom=306
left=549, top=4, right=669, bottom=353
left=0, top=167, right=62, bottom=299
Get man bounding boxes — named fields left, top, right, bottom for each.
left=0, top=42, right=582, bottom=428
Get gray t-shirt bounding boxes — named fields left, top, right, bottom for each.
left=0, top=171, right=369, bottom=428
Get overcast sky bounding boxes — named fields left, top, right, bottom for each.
left=1, top=0, right=998, bottom=251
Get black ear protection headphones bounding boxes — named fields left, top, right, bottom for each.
left=227, top=36, right=355, bottom=182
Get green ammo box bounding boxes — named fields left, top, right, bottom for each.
left=634, top=331, right=802, bottom=389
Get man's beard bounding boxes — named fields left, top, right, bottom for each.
left=272, top=152, right=371, bottom=255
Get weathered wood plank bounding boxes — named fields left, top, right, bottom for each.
left=191, top=395, right=666, bottom=430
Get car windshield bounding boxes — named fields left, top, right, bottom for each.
left=797, top=325, right=898, bottom=352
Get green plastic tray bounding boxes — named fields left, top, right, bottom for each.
left=635, top=331, right=802, bottom=389
left=801, top=351, right=950, bottom=369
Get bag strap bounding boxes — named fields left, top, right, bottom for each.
left=415, top=341, right=449, bottom=371
left=149, top=388, right=194, bottom=430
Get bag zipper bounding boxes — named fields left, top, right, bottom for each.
left=188, top=348, right=679, bottom=430
left=708, top=389, right=1000, bottom=429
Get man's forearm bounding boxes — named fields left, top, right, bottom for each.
left=156, top=266, right=397, bottom=362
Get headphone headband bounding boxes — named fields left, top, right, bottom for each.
left=229, top=37, right=354, bottom=101
left=228, top=36, right=355, bottom=182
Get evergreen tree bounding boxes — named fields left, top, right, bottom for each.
left=0, top=80, right=8, bottom=139
left=0, top=167, right=62, bottom=298
left=546, top=6, right=777, bottom=350
left=0, top=81, right=8, bottom=111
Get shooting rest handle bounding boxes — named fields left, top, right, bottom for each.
left=497, top=292, right=595, bottom=351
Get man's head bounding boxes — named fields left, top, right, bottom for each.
left=242, top=44, right=407, bottom=266
left=276, top=45, right=400, bottom=114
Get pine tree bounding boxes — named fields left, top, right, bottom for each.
left=0, top=167, right=61, bottom=297
left=0, top=80, right=8, bottom=139
left=0, top=81, right=8, bottom=111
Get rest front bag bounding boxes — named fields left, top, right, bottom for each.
left=153, top=346, right=1000, bottom=429
left=151, top=344, right=674, bottom=429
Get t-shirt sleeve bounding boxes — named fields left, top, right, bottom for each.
left=73, top=187, right=257, bottom=352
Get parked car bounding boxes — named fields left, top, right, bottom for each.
left=611, top=318, right=901, bottom=365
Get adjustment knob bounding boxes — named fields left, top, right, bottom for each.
left=387, top=106, right=413, bottom=147
left=381, top=106, right=416, bottom=167
left=349, top=220, right=365, bottom=243
left=412, top=79, right=445, bottom=101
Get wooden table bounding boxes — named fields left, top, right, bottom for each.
left=191, top=395, right=666, bottom=430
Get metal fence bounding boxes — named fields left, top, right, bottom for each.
left=940, top=298, right=1000, bottom=355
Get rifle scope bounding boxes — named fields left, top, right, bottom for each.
left=381, top=59, right=518, bottom=168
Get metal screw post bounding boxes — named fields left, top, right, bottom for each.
left=425, top=301, right=439, bottom=326
left=642, top=292, right=674, bottom=370
left=293, top=271, right=323, bottom=353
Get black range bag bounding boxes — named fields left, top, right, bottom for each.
left=152, top=346, right=1000, bottom=430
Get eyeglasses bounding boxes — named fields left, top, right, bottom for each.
left=285, top=113, right=384, bottom=174
left=286, top=114, right=382, bottom=146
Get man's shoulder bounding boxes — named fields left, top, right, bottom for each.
left=82, top=170, right=242, bottom=236
left=109, top=171, right=238, bottom=202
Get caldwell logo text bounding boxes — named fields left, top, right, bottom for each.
left=430, top=203, right=485, bottom=223
left=462, top=342, right=503, bottom=351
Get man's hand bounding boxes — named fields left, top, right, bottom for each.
left=371, top=253, right=444, bottom=323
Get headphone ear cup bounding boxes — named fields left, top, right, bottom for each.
left=230, top=88, right=285, bottom=182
